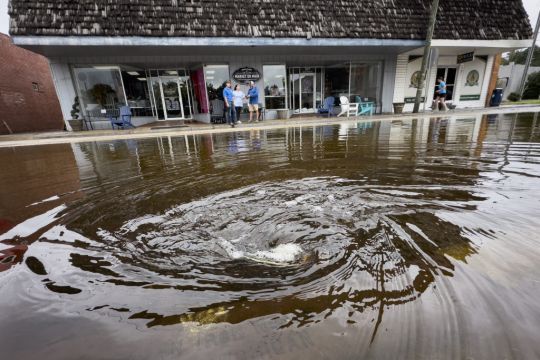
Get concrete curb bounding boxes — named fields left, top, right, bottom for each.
left=1, top=105, right=539, bottom=148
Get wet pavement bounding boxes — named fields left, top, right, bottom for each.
left=0, top=112, right=539, bottom=359
left=1, top=105, right=539, bottom=148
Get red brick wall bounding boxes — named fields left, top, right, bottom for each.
left=0, top=33, right=64, bottom=134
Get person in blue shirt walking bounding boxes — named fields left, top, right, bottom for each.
left=223, top=80, right=236, bottom=127
left=434, top=77, right=449, bottom=112
left=246, top=81, right=259, bottom=123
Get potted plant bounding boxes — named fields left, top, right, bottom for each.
left=67, top=96, right=84, bottom=131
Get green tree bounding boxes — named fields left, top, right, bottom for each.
left=504, top=46, right=540, bottom=66
left=523, top=71, right=540, bottom=100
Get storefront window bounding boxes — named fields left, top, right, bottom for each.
left=263, top=65, right=287, bottom=109
left=324, top=64, right=350, bottom=105
left=350, top=62, right=382, bottom=106
left=205, top=65, right=230, bottom=101
left=121, top=69, right=153, bottom=116
left=73, top=67, right=126, bottom=115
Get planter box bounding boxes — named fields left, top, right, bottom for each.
left=276, top=109, right=290, bottom=120
left=68, top=119, right=84, bottom=131
left=393, top=103, right=405, bottom=114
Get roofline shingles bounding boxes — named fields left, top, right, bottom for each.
left=7, top=0, right=533, bottom=40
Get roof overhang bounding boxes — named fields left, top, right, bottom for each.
left=12, top=36, right=425, bottom=58
left=408, top=39, right=533, bottom=56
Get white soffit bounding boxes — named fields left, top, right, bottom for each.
left=431, top=39, right=532, bottom=49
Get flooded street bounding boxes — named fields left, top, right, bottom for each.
left=1, top=112, right=540, bottom=359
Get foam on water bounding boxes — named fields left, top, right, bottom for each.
left=219, top=238, right=303, bottom=265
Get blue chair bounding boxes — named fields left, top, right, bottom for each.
left=355, top=96, right=375, bottom=116
left=110, top=106, right=135, bottom=129
left=318, top=96, right=335, bottom=117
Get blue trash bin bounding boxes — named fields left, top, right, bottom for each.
left=490, top=88, right=504, bottom=107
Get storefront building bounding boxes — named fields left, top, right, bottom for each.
left=7, top=1, right=533, bottom=129
left=393, top=41, right=533, bottom=112
left=8, top=43, right=407, bottom=127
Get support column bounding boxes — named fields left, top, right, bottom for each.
left=484, top=54, right=502, bottom=107
left=49, top=61, right=77, bottom=131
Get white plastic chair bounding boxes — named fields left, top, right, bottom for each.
left=337, top=96, right=359, bottom=117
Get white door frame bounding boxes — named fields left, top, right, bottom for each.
left=300, top=73, right=316, bottom=112
left=291, top=72, right=317, bottom=114
left=159, top=76, right=185, bottom=121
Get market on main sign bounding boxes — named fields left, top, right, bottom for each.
left=232, top=67, right=261, bottom=83
left=457, top=52, right=475, bottom=64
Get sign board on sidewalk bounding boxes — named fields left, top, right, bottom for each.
left=457, top=52, right=475, bottom=64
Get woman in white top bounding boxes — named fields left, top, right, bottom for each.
left=232, top=84, right=245, bottom=124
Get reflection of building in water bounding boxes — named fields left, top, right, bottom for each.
left=0, top=144, right=81, bottom=221
left=483, top=113, right=518, bottom=142
left=377, top=115, right=486, bottom=151
left=0, top=144, right=81, bottom=272
left=482, top=113, right=539, bottom=144
left=443, top=116, right=482, bottom=144
left=377, top=118, right=431, bottom=160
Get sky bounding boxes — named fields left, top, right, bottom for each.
left=0, top=0, right=538, bottom=42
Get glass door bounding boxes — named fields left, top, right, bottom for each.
left=179, top=75, right=193, bottom=120
left=300, top=73, right=316, bottom=113
left=160, top=76, right=184, bottom=120
left=149, top=75, right=165, bottom=120
left=148, top=70, right=194, bottom=121
left=290, top=73, right=316, bottom=114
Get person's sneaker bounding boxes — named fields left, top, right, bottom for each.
left=237, top=121, right=242, bottom=124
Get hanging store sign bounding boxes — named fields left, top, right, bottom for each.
left=232, top=67, right=261, bottom=83
left=457, top=52, right=475, bottom=64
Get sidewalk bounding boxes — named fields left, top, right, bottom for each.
left=1, top=105, right=539, bottom=148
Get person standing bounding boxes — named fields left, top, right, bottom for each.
left=246, top=81, right=259, bottom=123
left=232, top=84, right=245, bottom=124
left=223, top=80, right=235, bottom=127
left=434, top=77, right=449, bottom=112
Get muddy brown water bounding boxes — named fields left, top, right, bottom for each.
left=1, top=113, right=540, bottom=359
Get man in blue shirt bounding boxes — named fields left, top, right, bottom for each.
left=435, top=77, right=449, bottom=111
left=246, top=81, right=259, bottom=123
left=223, top=80, right=236, bottom=127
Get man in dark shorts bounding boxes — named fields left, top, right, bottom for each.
left=435, top=77, right=449, bottom=111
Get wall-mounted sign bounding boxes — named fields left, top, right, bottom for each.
left=409, top=71, right=422, bottom=88
left=405, top=97, right=425, bottom=103
left=457, top=52, right=475, bottom=64
left=465, top=70, right=480, bottom=86
left=232, top=67, right=261, bottom=84
left=460, top=94, right=481, bottom=101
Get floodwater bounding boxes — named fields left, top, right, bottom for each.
left=1, top=112, right=540, bottom=359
